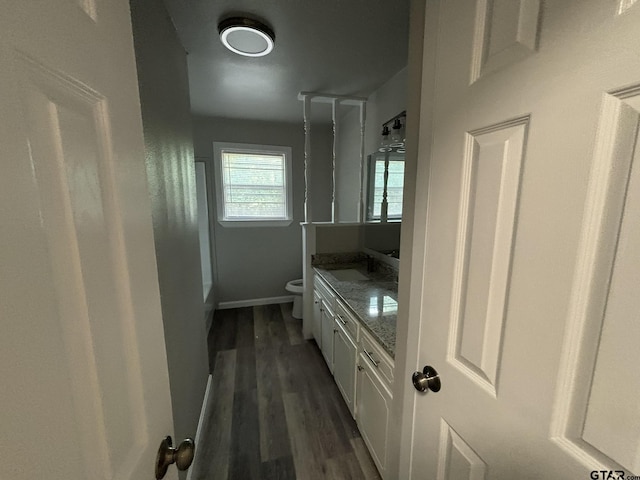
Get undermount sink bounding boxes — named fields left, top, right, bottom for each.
left=330, top=269, right=369, bottom=281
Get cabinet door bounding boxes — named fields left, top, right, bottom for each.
left=356, top=353, right=391, bottom=477
left=333, top=321, right=357, bottom=417
left=320, top=300, right=334, bottom=372
left=312, top=291, right=322, bottom=347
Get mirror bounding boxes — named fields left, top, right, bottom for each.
left=363, top=223, right=401, bottom=261
left=363, top=111, right=406, bottom=260
left=365, top=150, right=405, bottom=222
left=363, top=149, right=405, bottom=261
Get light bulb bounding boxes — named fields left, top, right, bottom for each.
left=379, top=126, right=392, bottom=152
left=390, top=118, right=403, bottom=146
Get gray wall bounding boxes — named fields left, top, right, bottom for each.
left=363, top=223, right=402, bottom=252
left=316, top=225, right=363, bottom=254
left=193, top=116, right=333, bottom=304
left=362, top=67, right=408, bottom=156
left=335, top=68, right=409, bottom=223
left=130, top=0, right=209, bottom=465
left=334, top=105, right=362, bottom=222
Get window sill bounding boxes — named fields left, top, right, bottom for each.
left=217, top=219, right=294, bottom=228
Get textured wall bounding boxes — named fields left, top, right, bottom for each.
left=193, top=116, right=333, bottom=304
left=335, top=68, right=409, bottom=222
left=362, top=67, right=409, bottom=156
left=129, top=0, right=209, bottom=463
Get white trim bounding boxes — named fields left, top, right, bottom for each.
left=359, top=101, right=367, bottom=223
left=217, top=218, right=293, bottom=227
left=396, top=1, right=440, bottom=479
left=298, top=91, right=367, bottom=105
left=301, top=221, right=364, bottom=227
left=303, top=96, right=312, bottom=222
left=302, top=223, right=316, bottom=339
left=217, top=295, right=294, bottom=310
left=186, top=374, right=213, bottom=480
left=332, top=98, right=340, bottom=222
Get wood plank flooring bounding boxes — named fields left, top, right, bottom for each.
left=192, top=303, right=381, bottom=480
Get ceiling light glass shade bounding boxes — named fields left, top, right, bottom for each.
left=219, top=18, right=275, bottom=57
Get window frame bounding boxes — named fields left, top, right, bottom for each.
left=213, top=142, right=293, bottom=227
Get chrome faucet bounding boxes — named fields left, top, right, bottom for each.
left=366, top=255, right=376, bottom=273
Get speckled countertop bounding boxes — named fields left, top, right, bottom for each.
left=313, top=261, right=398, bottom=358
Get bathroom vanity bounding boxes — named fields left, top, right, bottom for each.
left=311, top=260, right=397, bottom=479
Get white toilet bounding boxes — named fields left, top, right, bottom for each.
left=285, top=278, right=304, bottom=319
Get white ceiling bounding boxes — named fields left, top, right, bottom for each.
left=162, top=0, right=410, bottom=123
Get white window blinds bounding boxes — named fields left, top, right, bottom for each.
left=371, top=159, right=404, bottom=219
left=221, top=151, right=287, bottom=219
left=214, top=143, right=293, bottom=226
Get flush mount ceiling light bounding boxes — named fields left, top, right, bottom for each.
left=218, top=17, right=275, bottom=57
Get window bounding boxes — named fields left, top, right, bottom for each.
left=366, top=151, right=405, bottom=221
left=213, top=142, right=293, bottom=227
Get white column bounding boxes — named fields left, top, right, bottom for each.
left=381, top=150, right=390, bottom=222
left=359, top=101, right=367, bottom=223
left=303, top=95, right=312, bottom=222
left=301, top=223, right=316, bottom=339
left=332, top=99, right=341, bottom=222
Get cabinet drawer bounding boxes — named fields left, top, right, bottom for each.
left=314, top=274, right=335, bottom=307
left=360, top=330, right=394, bottom=388
left=335, top=300, right=359, bottom=341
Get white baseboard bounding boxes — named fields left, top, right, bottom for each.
left=217, top=295, right=294, bottom=310
left=186, top=374, right=213, bottom=480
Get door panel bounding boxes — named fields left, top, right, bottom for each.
left=357, top=354, right=391, bottom=475
left=471, top=0, right=541, bottom=82
left=321, top=300, right=335, bottom=371
left=0, top=1, right=175, bottom=479
left=333, top=320, right=357, bottom=416
left=19, top=53, right=147, bottom=477
left=436, top=420, right=486, bottom=480
left=407, top=0, right=640, bottom=478
left=551, top=88, right=640, bottom=474
left=449, top=117, right=528, bottom=395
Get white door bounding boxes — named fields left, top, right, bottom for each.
left=405, top=0, right=640, bottom=478
left=0, top=1, right=176, bottom=479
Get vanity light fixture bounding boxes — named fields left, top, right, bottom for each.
left=379, top=111, right=406, bottom=152
left=379, top=125, right=392, bottom=152
left=218, top=17, right=275, bottom=57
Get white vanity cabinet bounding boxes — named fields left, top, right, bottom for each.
left=320, top=299, right=335, bottom=372
left=313, top=271, right=395, bottom=479
left=333, top=319, right=358, bottom=416
left=314, top=275, right=336, bottom=372
left=356, top=328, right=395, bottom=477
left=356, top=351, right=392, bottom=476
left=312, top=290, right=322, bottom=347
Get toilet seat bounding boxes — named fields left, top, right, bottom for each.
left=285, top=279, right=304, bottom=294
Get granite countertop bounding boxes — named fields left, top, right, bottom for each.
left=313, top=261, right=398, bottom=358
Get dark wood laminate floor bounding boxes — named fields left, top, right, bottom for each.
left=191, top=303, right=382, bottom=480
